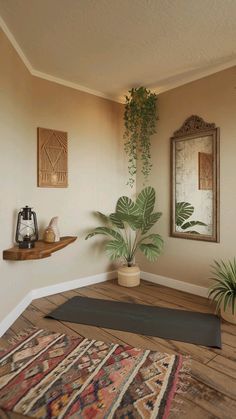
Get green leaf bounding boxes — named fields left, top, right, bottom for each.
left=109, top=213, right=124, bottom=229
left=223, top=293, right=232, bottom=312
left=208, top=289, right=225, bottom=300
left=111, top=212, right=142, bottom=230
left=85, top=186, right=164, bottom=264
left=208, top=259, right=236, bottom=313
left=141, top=212, right=162, bottom=234
left=146, top=233, right=164, bottom=248
left=123, top=87, right=157, bottom=185
left=181, top=220, right=207, bottom=230
left=185, top=230, right=200, bottom=234
left=139, top=243, right=162, bottom=262
left=232, top=296, right=236, bottom=315
left=94, top=211, right=110, bottom=224
left=136, top=186, right=155, bottom=218
left=215, top=294, right=224, bottom=313
left=85, top=227, right=123, bottom=241
left=138, top=233, right=163, bottom=252
left=176, top=202, right=194, bottom=226
left=105, top=240, right=128, bottom=260
left=116, top=196, right=138, bottom=215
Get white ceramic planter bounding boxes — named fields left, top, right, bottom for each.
left=221, top=305, right=236, bottom=325
left=118, top=265, right=140, bottom=287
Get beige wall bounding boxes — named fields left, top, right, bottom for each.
left=137, top=66, right=236, bottom=287
left=0, top=29, right=129, bottom=322
left=1, top=25, right=236, bottom=324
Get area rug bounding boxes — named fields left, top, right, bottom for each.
left=46, top=295, right=221, bottom=348
left=0, top=328, right=190, bottom=418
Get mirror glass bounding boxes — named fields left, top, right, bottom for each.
left=171, top=115, right=219, bottom=242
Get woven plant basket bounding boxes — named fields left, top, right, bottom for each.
left=118, top=265, right=140, bottom=287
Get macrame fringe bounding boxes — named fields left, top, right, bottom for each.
left=169, top=355, right=192, bottom=418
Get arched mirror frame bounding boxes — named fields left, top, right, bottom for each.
left=171, top=115, right=220, bottom=242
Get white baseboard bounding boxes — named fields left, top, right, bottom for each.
left=0, top=271, right=116, bottom=338
left=0, top=292, right=32, bottom=338
left=141, top=271, right=208, bottom=298
left=0, top=269, right=208, bottom=338
left=32, top=270, right=117, bottom=300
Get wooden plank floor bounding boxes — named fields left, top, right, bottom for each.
left=1, top=279, right=236, bottom=419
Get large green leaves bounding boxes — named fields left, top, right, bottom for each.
left=176, top=202, right=194, bottom=226
left=85, top=227, right=128, bottom=261
left=181, top=220, right=206, bottom=230
left=94, top=211, right=111, bottom=225
left=109, top=213, right=125, bottom=229
left=139, top=243, right=161, bottom=262
left=85, top=227, right=123, bottom=241
left=116, top=196, right=138, bottom=215
left=86, top=186, right=163, bottom=265
left=141, top=212, right=162, bottom=234
left=105, top=240, right=128, bottom=260
left=138, top=233, right=164, bottom=261
left=115, top=188, right=159, bottom=232
left=139, top=233, right=164, bottom=247
left=136, top=186, right=155, bottom=218
left=111, top=213, right=142, bottom=230
left=176, top=201, right=206, bottom=233
left=135, top=187, right=160, bottom=233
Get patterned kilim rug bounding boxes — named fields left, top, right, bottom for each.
left=0, top=329, right=190, bottom=418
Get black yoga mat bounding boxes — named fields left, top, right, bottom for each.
left=46, top=296, right=221, bottom=348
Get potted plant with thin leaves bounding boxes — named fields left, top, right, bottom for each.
left=208, top=259, right=236, bottom=324
left=124, top=87, right=158, bottom=188
left=85, top=186, right=163, bottom=287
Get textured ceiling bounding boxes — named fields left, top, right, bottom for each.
left=0, top=0, right=236, bottom=101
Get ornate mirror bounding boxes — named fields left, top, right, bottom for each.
left=171, top=115, right=219, bottom=242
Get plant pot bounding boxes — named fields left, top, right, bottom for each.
left=221, top=305, right=236, bottom=324
left=118, top=265, right=140, bottom=287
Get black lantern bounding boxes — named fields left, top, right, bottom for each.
left=15, top=206, right=39, bottom=249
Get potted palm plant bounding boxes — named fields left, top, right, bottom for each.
left=85, top=186, right=163, bottom=287
left=208, top=259, right=236, bottom=324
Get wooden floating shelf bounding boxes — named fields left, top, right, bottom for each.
left=3, top=236, right=77, bottom=261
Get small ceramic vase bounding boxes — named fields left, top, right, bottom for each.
left=49, top=216, right=60, bottom=242
left=43, top=227, right=55, bottom=243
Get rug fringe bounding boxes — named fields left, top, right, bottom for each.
left=169, top=355, right=191, bottom=418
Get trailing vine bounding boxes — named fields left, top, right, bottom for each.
left=124, top=87, right=158, bottom=187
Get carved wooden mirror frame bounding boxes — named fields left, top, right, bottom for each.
left=171, top=115, right=220, bottom=242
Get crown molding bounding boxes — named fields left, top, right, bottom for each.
left=152, top=58, right=236, bottom=95
left=117, top=57, right=236, bottom=102
left=0, top=15, right=33, bottom=72
left=31, top=69, right=123, bottom=103
left=1, top=14, right=236, bottom=104
left=0, top=15, right=121, bottom=103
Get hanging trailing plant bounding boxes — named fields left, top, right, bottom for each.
left=124, top=86, right=158, bottom=187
